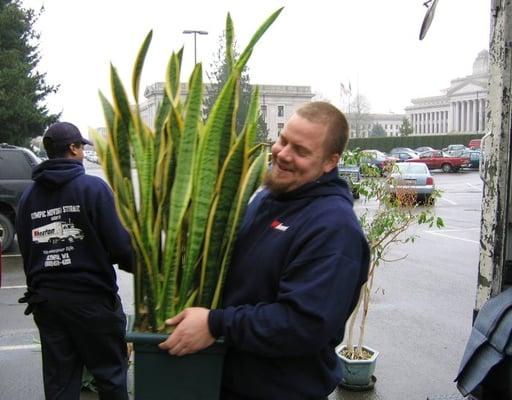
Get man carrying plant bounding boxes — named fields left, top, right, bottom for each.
left=159, top=102, right=369, bottom=399
left=16, top=122, right=133, bottom=400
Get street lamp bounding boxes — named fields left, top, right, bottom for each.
left=182, top=30, right=208, bottom=65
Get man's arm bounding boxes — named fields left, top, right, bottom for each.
left=160, top=222, right=369, bottom=357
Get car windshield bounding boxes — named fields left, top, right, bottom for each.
left=395, top=163, right=427, bottom=174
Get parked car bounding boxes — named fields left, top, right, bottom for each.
left=359, top=149, right=397, bottom=175
left=0, top=144, right=40, bottom=251
left=387, top=162, right=435, bottom=204
left=410, top=149, right=469, bottom=172
left=338, top=162, right=361, bottom=199
left=462, top=149, right=481, bottom=169
left=442, top=144, right=468, bottom=156
left=390, top=150, right=419, bottom=162
left=390, top=147, right=417, bottom=155
left=414, top=146, right=435, bottom=153
left=468, top=139, right=482, bottom=150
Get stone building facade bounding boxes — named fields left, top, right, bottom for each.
left=139, top=82, right=313, bottom=143
left=405, top=50, right=489, bottom=134
left=346, top=113, right=406, bottom=138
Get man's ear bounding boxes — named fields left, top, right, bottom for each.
left=69, top=143, right=81, bottom=156
left=323, top=153, right=340, bottom=173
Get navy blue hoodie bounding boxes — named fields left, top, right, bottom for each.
left=16, top=159, right=132, bottom=301
left=208, top=169, right=370, bottom=399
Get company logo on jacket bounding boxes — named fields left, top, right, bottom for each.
left=271, top=220, right=289, bottom=231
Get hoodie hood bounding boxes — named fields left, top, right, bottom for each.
left=32, top=159, right=84, bottom=189
left=270, top=168, right=353, bottom=204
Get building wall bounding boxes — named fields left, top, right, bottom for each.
left=346, top=113, right=405, bottom=138
left=139, top=82, right=314, bottom=142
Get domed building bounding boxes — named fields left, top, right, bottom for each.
left=405, top=50, right=489, bottom=134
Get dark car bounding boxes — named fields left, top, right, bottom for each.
left=338, top=162, right=361, bottom=199
left=390, top=150, right=419, bottom=162
left=360, top=149, right=397, bottom=175
left=0, top=144, right=40, bottom=251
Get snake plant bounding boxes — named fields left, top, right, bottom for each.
left=92, top=9, right=282, bottom=332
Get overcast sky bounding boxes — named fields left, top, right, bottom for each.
left=21, top=0, right=491, bottom=137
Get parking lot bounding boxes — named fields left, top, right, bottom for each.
left=0, top=165, right=482, bottom=400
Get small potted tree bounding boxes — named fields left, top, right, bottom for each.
left=336, top=155, right=444, bottom=390
left=91, top=9, right=282, bottom=399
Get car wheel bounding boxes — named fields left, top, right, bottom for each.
left=441, top=163, right=452, bottom=173
left=0, top=213, right=15, bottom=252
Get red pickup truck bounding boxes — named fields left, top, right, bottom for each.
left=409, top=150, right=469, bottom=172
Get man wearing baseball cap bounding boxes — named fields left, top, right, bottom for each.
left=16, top=122, right=133, bottom=399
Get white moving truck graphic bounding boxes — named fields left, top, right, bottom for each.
left=33, top=221, right=84, bottom=244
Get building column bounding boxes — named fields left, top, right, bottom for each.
left=449, top=103, right=454, bottom=131
left=462, top=101, right=467, bottom=132
left=455, top=102, right=460, bottom=132
left=480, top=99, right=485, bottom=132
left=473, top=99, right=479, bottom=132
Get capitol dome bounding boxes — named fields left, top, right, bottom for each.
left=473, top=49, right=489, bottom=75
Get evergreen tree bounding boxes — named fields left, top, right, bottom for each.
left=0, top=0, right=59, bottom=146
left=204, top=31, right=268, bottom=143
left=369, top=123, right=386, bottom=137
left=399, top=117, right=413, bottom=136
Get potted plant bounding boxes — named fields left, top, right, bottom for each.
left=91, top=9, right=282, bottom=399
left=336, top=155, right=444, bottom=391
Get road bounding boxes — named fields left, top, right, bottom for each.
left=0, top=164, right=481, bottom=400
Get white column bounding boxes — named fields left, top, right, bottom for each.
left=466, top=101, right=471, bottom=132
left=472, top=99, right=478, bottom=132
left=455, top=102, right=460, bottom=132
left=449, top=103, right=454, bottom=131
left=479, top=99, right=485, bottom=132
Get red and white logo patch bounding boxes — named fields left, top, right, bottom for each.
left=271, top=220, right=289, bottom=231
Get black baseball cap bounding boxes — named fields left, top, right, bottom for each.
left=43, top=122, right=92, bottom=146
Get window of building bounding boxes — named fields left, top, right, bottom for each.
left=277, top=122, right=284, bottom=135
left=278, top=105, right=284, bottom=117
left=261, top=104, right=267, bottom=119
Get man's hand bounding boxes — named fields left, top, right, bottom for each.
left=158, top=307, right=215, bottom=356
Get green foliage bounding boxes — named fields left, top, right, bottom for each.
left=369, top=123, right=386, bottom=137
left=204, top=25, right=269, bottom=144
left=399, top=117, right=413, bottom=136
left=0, top=0, right=59, bottom=145
left=92, top=9, right=282, bottom=333
left=347, top=133, right=484, bottom=152
left=342, top=150, right=444, bottom=358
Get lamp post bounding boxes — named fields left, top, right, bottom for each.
left=182, top=30, right=208, bottom=65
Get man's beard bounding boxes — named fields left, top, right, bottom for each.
left=263, top=168, right=291, bottom=195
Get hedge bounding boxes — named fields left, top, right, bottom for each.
left=347, top=133, right=484, bottom=153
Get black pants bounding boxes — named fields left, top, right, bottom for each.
left=33, top=295, right=128, bottom=400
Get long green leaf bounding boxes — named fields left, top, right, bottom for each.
left=160, top=63, right=203, bottom=318
left=225, top=13, right=234, bottom=73
left=236, top=8, right=283, bottom=71
left=199, top=129, right=246, bottom=306
left=132, top=30, right=153, bottom=102
left=110, top=64, right=132, bottom=179
left=211, top=150, right=266, bottom=308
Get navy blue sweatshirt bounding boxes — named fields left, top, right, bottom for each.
left=208, top=169, right=370, bottom=399
left=16, top=159, right=133, bottom=302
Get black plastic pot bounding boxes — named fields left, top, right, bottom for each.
left=126, top=332, right=225, bottom=400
